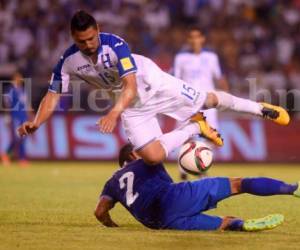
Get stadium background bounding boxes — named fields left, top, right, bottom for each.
left=1, top=2, right=300, bottom=250
left=0, top=0, right=300, bottom=162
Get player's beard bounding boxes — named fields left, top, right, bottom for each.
left=82, top=48, right=97, bottom=56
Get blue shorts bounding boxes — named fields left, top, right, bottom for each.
left=160, top=177, right=231, bottom=230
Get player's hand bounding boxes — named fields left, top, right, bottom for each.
left=97, top=111, right=119, bottom=133
left=17, top=121, right=39, bottom=137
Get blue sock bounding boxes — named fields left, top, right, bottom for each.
left=241, top=177, right=297, bottom=196
left=19, top=139, right=26, bottom=160
left=226, top=219, right=244, bottom=231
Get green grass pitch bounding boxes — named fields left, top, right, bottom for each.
left=1, top=162, right=300, bottom=250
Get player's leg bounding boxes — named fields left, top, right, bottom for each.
left=160, top=177, right=233, bottom=226
left=137, top=122, right=200, bottom=164
left=220, top=214, right=284, bottom=232
left=121, top=112, right=163, bottom=164
left=156, top=74, right=223, bottom=147
left=150, top=116, right=223, bottom=164
left=165, top=213, right=284, bottom=231
left=163, top=177, right=285, bottom=231
left=202, top=177, right=292, bottom=231
left=18, top=138, right=29, bottom=167
left=222, top=177, right=298, bottom=230
left=1, top=141, right=14, bottom=166
left=177, top=110, right=218, bottom=180
left=123, top=119, right=202, bottom=165
left=6, top=118, right=18, bottom=156
left=12, top=118, right=28, bottom=166
left=172, top=177, right=299, bottom=215
left=18, top=140, right=25, bottom=160
left=165, top=213, right=223, bottom=231
left=122, top=109, right=202, bottom=164
left=136, top=141, right=165, bottom=165
left=204, top=91, right=290, bottom=126
left=203, top=108, right=219, bottom=130
left=229, top=177, right=299, bottom=196
left=1, top=119, right=17, bottom=166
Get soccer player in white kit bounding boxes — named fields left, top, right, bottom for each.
left=18, top=11, right=290, bottom=165
left=174, top=26, right=229, bottom=130
left=174, top=26, right=229, bottom=179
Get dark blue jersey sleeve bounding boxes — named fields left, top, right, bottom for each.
left=100, top=179, right=116, bottom=203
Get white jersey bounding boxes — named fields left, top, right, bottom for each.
left=173, top=50, right=222, bottom=92
left=49, top=32, right=162, bottom=106
left=49, top=32, right=209, bottom=149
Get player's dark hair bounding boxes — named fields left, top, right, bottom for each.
left=118, top=143, right=134, bottom=167
left=187, top=25, right=205, bottom=35
left=70, top=10, right=97, bottom=34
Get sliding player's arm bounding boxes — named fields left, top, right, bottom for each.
left=94, top=196, right=118, bottom=227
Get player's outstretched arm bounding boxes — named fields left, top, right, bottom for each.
left=94, top=197, right=118, bottom=228
left=17, top=91, right=60, bottom=137
left=98, top=73, right=137, bottom=133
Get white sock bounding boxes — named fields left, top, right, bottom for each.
left=158, top=123, right=199, bottom=157
left=214, top=91, right=263, bottom=116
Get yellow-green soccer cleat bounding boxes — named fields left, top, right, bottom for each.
left=243, top=214, right=284, bottom=232
left=190, top=112, right=224, bottom=147
left=260, top=102, right=290, bottom=126
left=293, top=181, right=300, bottom=198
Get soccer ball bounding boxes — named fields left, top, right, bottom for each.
left=178, top=141, right=213, bottom=175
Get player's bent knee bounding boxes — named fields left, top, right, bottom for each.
left=140, top=153, right=164, bottom=165
left=204, top=92, right=218, bottom=109
left=229, top=178, right=242, bottom=194
left=137, top=141, right=166, bottom=165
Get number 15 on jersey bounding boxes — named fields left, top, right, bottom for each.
left=181, top=84, right=200, bottom=104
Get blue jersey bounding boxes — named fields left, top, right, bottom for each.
left=5, top=86, right=27, bottom=121
left=100, top=159, right=173, bottom=229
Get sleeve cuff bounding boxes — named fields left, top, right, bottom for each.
left=48, top=88, right=60, bottom=94
left=99, top=195, right=114, bottom=201
left=120, top=70, right=137, bottom=79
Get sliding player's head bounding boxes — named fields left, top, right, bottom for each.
left=187, top=26, right=206, bottom=54
left=70, top=10, right=99, bottom=56
left=118, top=143, right=140, bottom=168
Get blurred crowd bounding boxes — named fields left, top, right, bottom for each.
left=0, top=0, right=300, bottom=112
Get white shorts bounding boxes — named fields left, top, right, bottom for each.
left=121, top=71, right=207, bottom=150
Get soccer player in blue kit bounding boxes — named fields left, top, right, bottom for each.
left=2, top=71, right=29, bottom=166
left=95, top=144, right=300, bottom=231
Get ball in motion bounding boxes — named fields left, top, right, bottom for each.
left=178, top=141, right=213, bottom=175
